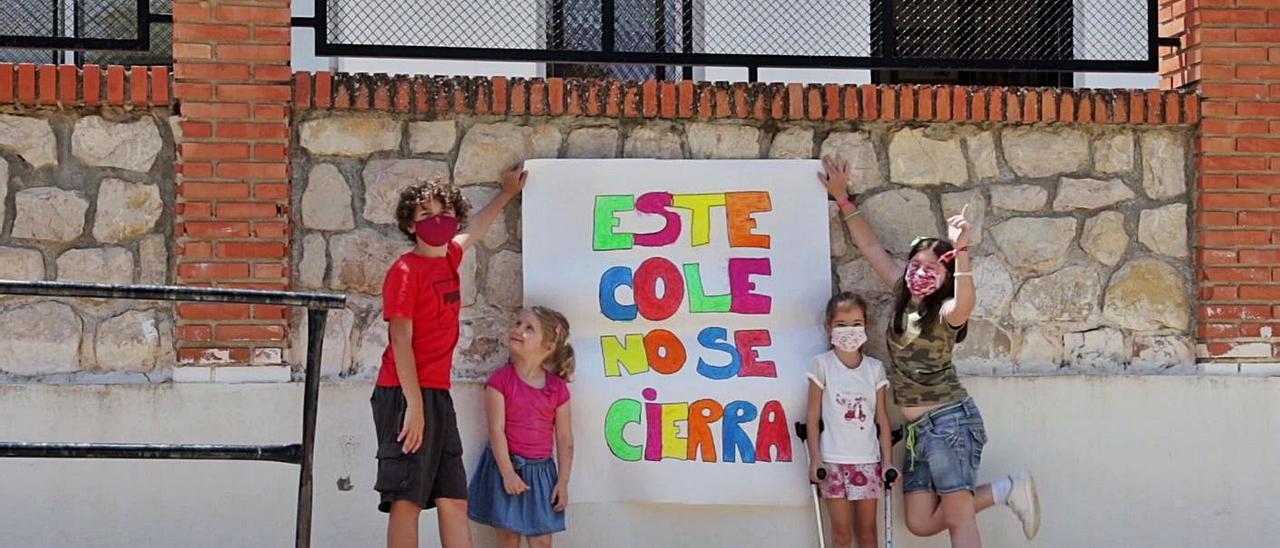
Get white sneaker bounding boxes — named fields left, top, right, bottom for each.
left=1006, top=473, right=1041, bottom=540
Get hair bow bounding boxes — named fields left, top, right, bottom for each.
left=911, top=235, right=960, bottom=263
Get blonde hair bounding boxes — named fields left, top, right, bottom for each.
left=530, top=306, right=575, bottom=381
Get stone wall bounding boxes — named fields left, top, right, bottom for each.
left=292, top=111, right=1195, bottom=381
left=0, top=66, right=1200, bottom=382
left=0, top=108, right=177, bottom=381
left=292, top=116, right=526, bottom=381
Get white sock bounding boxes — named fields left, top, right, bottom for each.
left=992, top=476, right=1014, bottom=505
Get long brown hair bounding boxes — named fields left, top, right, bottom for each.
left=892, top=238, right=968, bottom=342
left=530, top=306, right=575, bottom=381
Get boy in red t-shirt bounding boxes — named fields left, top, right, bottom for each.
left=372, top=165, right=526, bottom=548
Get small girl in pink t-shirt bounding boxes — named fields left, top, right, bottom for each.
left=468, top=307, right=575, bottom=547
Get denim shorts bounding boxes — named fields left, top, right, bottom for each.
left=902, top=397, right=987, bottom=495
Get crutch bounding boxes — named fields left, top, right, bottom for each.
left=883, top=467, right=900, bottom=548
left=795, top=421, right=827, bottom=548
left=882, top=426, right=905, bottom=548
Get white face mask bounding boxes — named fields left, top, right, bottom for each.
left=830, top=326, right=867, bottom=352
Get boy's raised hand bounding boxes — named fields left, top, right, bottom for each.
left=457, top=163, right=526, bottom=250
left=500, top=164, right=528, bottom=196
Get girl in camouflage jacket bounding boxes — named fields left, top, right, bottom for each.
left=819, top=157, right=1041, bottom=548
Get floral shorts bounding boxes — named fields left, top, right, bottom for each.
left=818, top=462, right=883, bottom=501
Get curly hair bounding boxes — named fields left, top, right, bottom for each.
left=394, top=179, right=472, bottom=243
left=530, top=306, right=575, bottom=381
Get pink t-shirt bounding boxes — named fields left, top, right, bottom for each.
left=486, top=364, right=571, bottom=459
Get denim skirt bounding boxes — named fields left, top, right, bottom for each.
left=468, top=446, right=566, bottom=536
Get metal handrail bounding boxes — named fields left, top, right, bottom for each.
left=0, top=280, right=346, bottom=548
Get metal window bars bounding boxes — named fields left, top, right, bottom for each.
left=0, top=280, right=346, bottom=548
left=0, top=0, right=173, bottom=66
left=0, top=1, right=1176, bottom=75
left=296, top=0, right=1175, bottom=76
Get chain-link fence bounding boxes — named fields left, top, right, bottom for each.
left=316, top=0, right=1158, bottom=76
left=0, top=0, right=172, bottom=66
left=0, top=0, right=1157, bottom=75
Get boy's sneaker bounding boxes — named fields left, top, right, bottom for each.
left=1006, top=473, right=1041, bottom=540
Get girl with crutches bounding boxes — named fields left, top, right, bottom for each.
left=804, top=293, right=898, bottom=548
left=820, top=157, right=1041, bottom=548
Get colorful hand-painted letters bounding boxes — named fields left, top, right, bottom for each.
left=594, top=191, right=789, bottom=464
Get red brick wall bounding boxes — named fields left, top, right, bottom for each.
left=293, top=74, right=1196, bottom=124
left=1162, top=0, right=1280, bottom=364
left=171, top=0, right=293, bottom=365
left=0, top=63, right=170, bottom=108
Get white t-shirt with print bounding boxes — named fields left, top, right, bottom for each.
left=807, top=351, right=888, bottom=465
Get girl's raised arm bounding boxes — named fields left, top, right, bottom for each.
left=942, top=205, right=976, bottom=327
left=819, top=157, right=900, bottom=290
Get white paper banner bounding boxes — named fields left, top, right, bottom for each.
left=522, top=159, right=832, bottom=506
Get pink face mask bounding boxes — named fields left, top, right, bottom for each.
left=904, top=263, right=943, bottom=297
left=830, top=326, right=867, bottom=352
left=414, top=215, right=459, bottom=246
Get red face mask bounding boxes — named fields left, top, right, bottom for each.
left=904, top=263, right=943, bottom=297
left=414, top=215, right=459, bottom=246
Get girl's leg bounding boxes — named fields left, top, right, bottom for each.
left=435, top=497, right=475, bottom=548
left=939, top=490, right=981, bottom=548
left=904, top=491, right=943, bottom=537
left=850, top=499, right=879, bottom=548
left=494, top=530, right=521, bottom=548
left=903, top=485, right=997, bottom=537
left=387, top=500, right=422, bottom=548
left=527, top=534, right=554, bottom=548
left=826, top=498, right=856, bottom=548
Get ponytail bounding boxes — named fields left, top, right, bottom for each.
left=531, top=306, right=576, bottom=381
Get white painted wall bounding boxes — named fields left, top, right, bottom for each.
left=2, top=377, right=1275, bottom=547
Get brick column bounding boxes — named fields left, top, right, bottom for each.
left=1162, top=0, right=1280, bottom=366
left=172, top=0, right=293, bottom=373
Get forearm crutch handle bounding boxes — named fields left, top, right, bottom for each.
left=883, top=467, right=899, bottom=488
